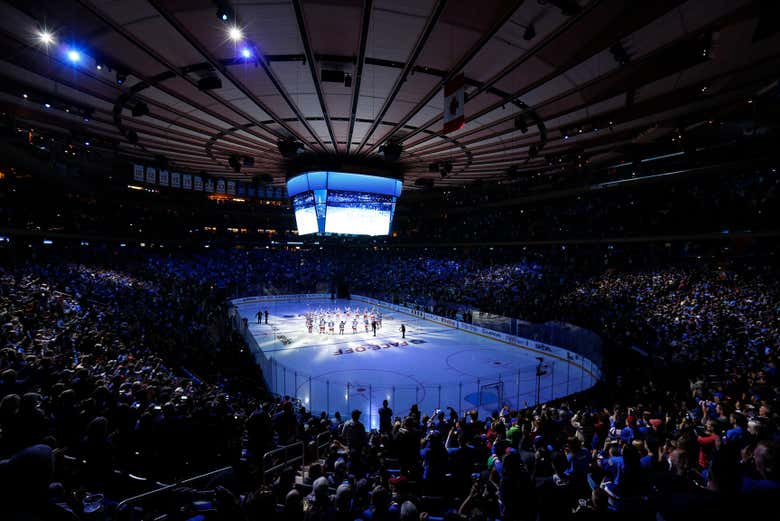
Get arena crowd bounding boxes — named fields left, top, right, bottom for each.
left=0, top=246, right=777, bottom=520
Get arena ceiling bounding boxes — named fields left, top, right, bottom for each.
left=0, top=0, right=778, bottom=187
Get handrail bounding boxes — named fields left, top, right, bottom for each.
left=262, top=440, right=305, bottom=478
left=315, top=431, right=331, bottom=461
left=262, top=440, right=304, bottom=463
left=115, top=465, right=232, bottom=513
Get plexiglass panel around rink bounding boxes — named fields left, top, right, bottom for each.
left=232, top=295, right=601, bottom=430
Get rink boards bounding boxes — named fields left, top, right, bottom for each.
left=232, top=294, right=599, bottom=428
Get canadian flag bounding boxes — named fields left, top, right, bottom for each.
left=442, top=73, right=465, bottom=134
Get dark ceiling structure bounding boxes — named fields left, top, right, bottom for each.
left=0, top=0, right=778, bottom=188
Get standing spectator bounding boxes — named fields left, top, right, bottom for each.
left=341, top=409, right=366, bottom=470
left=379, top=400, right=393, bottom=435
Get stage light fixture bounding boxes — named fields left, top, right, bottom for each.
left=228, top=26, right=243, bottom=42
left=439, top=160, right=452, bottom=178
left=66, top=49, right=81, bottom=63
left=22, top=93, right=28, bottom=99
left=240, top=47, right=253, bottom=59
left=523, top=23, right=536, bottom=41
left=547, top=0, right=582, bottom=16
left=277, top=138, right=303, bottom=158
left=380, top=142, right=402, bottom=161
left=44, top=103, right=51, bottom=109
left=197, top=76, right=222, bottom=90
left=514, top=115, right=528, bottom=133
left=131, top=101, right=149, bottom=117
left=37, top=29, right=54, bottom=46
left=610, top=41, right=630, bottom=65
left=116, top=71, right=127, bottom=85
left=216, top=4, right=234, bottom=22
left=228, top=154, right=241, bottom=173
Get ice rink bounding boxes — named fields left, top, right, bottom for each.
left=234, top=296, right=598, bottom=429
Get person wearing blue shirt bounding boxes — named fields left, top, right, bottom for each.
left=724, top=412, right=748, bottom=447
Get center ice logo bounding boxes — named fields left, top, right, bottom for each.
left=334, top=339, right=425, bottom=356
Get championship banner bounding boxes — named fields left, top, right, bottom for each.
left=246, top=185, right=256, bottom=198
left=193, top=176, right=203, bottom=191
left=171, top=172, right=181, bottom=188
left=182, top=174, right=192, bottom=190
left=216, top=179, right=226, bottom=194
left=133, top=164, right=144, bottom=182
left=145, top=166, right=156, bottom=184
left=236, top=182, right=245, bottom=196
left=204, top=179, right=214, bottom=193
left=158, top=170, right=169, bottom=186
left=442, top=72, right=465, bottom=134
left=227, top=180, right=236, bottom=195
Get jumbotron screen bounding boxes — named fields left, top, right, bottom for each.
left=287, top=171, right=402, bottom=236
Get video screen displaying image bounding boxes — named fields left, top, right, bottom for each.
left=324, top=191, right=395, bottom=236
left=292, top=193, right=318, bottom=235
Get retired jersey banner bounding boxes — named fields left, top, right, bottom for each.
left=182, top=174, right=192, bottom=190
left=193, top=176, right=203, bottom=191
left=442, top=72, right=465, bottom=134
left=145, top=166, right=156, bottom=184
left=204, top=178, right=214, bottom=193
left=133, top=164, right=144, bottom=182
left=158, top=170, right=169, bottom=186
left=227, top=180, right=236, bottom=195
left=171, top=172, right=181, bottom=188
left=216, top=179, right=226, bottom=194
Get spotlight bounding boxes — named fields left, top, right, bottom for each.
left=66, top=49, right=81, bottom=63
left=216, top=4, right=234, bottom=23
left=240, top=47, right=253, bottom=59
left=84, top=141, right=90, bottom=146
left=44, top=103, right=51, bottom=109
left=116, top=71, right=127, bottom=85
left=37, top=29, right=55, bottom=46
left=228, top=26, right=243, bottom=42
left=22, top=93, right=28, bottom=99
left=523, top=23, right=536, bottom=41
left=96, top=62, right=103, bottom=71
